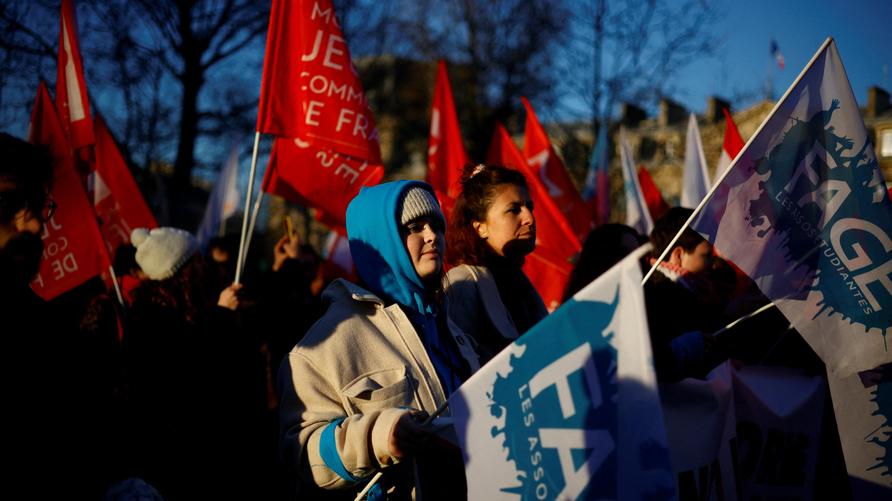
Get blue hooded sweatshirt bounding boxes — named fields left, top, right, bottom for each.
left=345, top=180, right=462, bottom=394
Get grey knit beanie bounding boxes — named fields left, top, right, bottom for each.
left=131, top=227, right=198, bottom=280
left=399, top=186, right=444, bottom=227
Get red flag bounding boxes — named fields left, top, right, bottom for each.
left=28, top=82, right=109, bottom=300
left=715, top=108, right=745, bottom=178
left=427, top=60, right=469, bottom=217
left=256, top=0, right=381, bottom=164
left=486, top=123, right=581, bottom=310
left=321, top=231, right=357, bottom=283
left=522, top=97, right=591, bottom=239
left=92, top=116, right=157, bottom=253
left=56, top=0, right=94, bottom=150
left=636, top=165, right=669, bottom=222
left=262, top=137, right=384, bottom=229
left=708, top=109, right=747, bottom=231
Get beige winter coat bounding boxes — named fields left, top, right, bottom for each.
left=278, top=278, right=479, bottom=494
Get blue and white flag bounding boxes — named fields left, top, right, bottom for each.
left=691, top=38, right=892, bottom=377
left=619, top=129, right=654, bottom=235
left=681, top=113, right=711, bottom=209
left=197, top=143, right=241, bottom=250
left=449, top=246, right=674, bottom=500
left=583, top=124, right=610, bottom=226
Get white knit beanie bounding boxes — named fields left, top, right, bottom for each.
left=399, top=186, right=444, bottom=227
left=131, top=227, right=198, bottom=280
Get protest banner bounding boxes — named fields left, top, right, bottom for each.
left=681, top=113, right=711, bottom=209
left=826, top=365, right=892, bottom=498
left=691, top=39, right=892, bottom=376
left=730, top=366, right=825, bottom=500
left=196, top=143, right=240, bottom=250
left=28, top=82, right=109, bottom=300
left=583, top=125, right=610, bottom=227
left=262, top=137, right=383, bottom=229
left=92, top=116, right=157, bottom=253
left=714, top=109, right=745, bottom=181
left=638, top=165, right=670, bottom=223
left=661, top=363, right=738, bottom=501
left=428, top=60, right=468, bottom=217
left=449, top=246, right=675, bottom=500
left=619, top=129, right=653, bottom=236
left=523, top=97, right=591, bottom=239
left=55, top=0, right=94, bottom=150
left=256, top=0, right=380, bottom=164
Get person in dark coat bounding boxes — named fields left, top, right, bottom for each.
left=645, top=207, right=730, bottom=382
left=124, top=227, right=267, bottom=500
left=0, top=133, right=105, bottom=497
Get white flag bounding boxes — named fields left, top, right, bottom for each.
left=681, top=113, right=711, bottom=208
left=197, top=144, right=241, bottom=250
left=691, top=38, right=892, bottom=377
left=449, top=245, right=674, bottom=500
left=619, top=129, right=654, bottom=235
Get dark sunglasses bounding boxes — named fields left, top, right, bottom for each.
left=0, top=190, right=56, bottom=223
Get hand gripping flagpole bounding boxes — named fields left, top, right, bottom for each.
left=353, top=400, right=450, bottom=501
left=641, top=37, right=835, bottom=286
left=235, top=131, right=262, bottom=284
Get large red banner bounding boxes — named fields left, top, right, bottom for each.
left=427, top=60, right=469, bottom=217
left=55, top=0, right=94, bottom=150
left=256, top=0, right=381, bottom=164
left=522, top=97, right=591, bottom=239
left=92, top=116, right=157, bottom=253
left=28, top=82, right=109, bottom=300
left=262, top=137, right=384, bottom=229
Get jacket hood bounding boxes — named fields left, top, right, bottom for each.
left=346, top=180, right=440, bottom=315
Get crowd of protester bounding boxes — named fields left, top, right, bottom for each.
left=1, top=132, right=846, bottom=499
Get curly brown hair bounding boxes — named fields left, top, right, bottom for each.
left=446, top=163, right=529, bottom=266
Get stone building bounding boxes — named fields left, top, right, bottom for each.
left=548, top=86, right=892, bottom=224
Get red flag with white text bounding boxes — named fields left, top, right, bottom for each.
left=92, top=115, right=157, bottom=253
left=28, top=82, right=109, bottom=300
left=262, top=137, right=384, bottom=229
left=522, top=97, right=591, bottom=239
left=56, top=0, right=94, bottom=150
left=428, top=60, right=469, bottom=217
left=487, top=123, right=580, bottom=310
left=637, top=165, right=670, bottom=222
left=256, top=0, right=381, bottom=164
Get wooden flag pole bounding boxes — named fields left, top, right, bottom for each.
left=641, top=37, right=834, bottom=286
left=353, top=401, right=450, bottom=501
left=235, top=131, right=262, bottom=284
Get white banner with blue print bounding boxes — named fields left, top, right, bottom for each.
left=448, top=246, right=675, bottom=500
left=690, top=39, right=892, bottom=377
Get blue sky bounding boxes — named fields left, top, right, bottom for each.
left=674, top=0, right=892, bottom=114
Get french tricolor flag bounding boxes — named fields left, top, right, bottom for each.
left=770, top=39, right=785, bottom=70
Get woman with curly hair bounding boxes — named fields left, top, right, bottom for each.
left=445, top=163, right=547, bottom=364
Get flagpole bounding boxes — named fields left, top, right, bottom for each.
left=712, top=302, right=776, bottom=337
left=353, top=401, right=450, bottom=501
left=641, top=37, right=834, bottom=286
left=108, top=265, right=125, bottom=307
left=240, top=190, right=266, bottom=273
left=235, top=131, right=262, bottom=284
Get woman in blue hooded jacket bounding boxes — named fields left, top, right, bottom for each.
left=278, top=181, right=480, bottom=499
